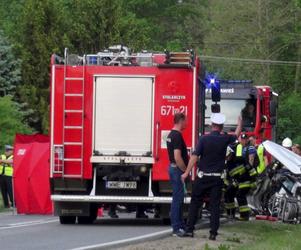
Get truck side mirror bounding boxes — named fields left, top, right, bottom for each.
left=211, top=81, right=221, bottom=102
left=270, top=117, right=276, bottom=125
left=270, top=100, right=277, bottom=117
left=211, top=104, right=220, bottom=113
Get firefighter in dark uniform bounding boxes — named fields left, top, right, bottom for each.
left=180, top=113, right=242, bottom=240
left=224, top=145, right=238, bottom=219
left=224, top=134, right=258, bottom=220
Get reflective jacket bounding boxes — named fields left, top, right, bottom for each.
left=1, top=154, right=13, bottom=177
left=257, top=144, right=265, bottom=174
left=227, top=144, right=257, bottom=188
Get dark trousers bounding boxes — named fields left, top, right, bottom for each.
left=236, top=187, right=251, bottom=218
left=168, top=165, right=185, bottom=232
left=186, top=176, right=223, bottom=236
left=224, top=185, right=237, bottom=216
left=0, top=175, right=13, bottom=207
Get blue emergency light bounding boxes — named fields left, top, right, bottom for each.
left=205, top=73, right=221, bottom=102
left=210, top=78, right=216, bottom=84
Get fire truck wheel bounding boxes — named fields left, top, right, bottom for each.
left=77, top=216, right=95, bottom=225
left=77, top=206, right=98, bottom=224
left=59, top=216, right=76, bottom=224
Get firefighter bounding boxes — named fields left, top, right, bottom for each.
left=248, top=135, right=269, bottom=212
left=234, top=134, right=258, bottom=220
left=0, top=145, right=14, bottom=208
left=224, top=145, right=238, bottom=220
left=180, top=113, right=242, bottom=240
left=249, top=135, right=268, bottom=174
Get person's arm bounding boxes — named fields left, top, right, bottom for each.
left=181, top=155, right=198, bottom=182
left=248, top=154, right=255, bottom=166
left=264, top=156, right=269, bottom=167
left=1, top=159, right=13, bottom=164
left=234, top=115, right=243, bottom=138
left=174, top=149, right=187, bottom=172
left=181, top=138, right=203, bottom=182
left=263, top=149, right=269, bottom=167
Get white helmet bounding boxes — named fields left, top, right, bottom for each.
left=282, top=137, right=293, bottom=148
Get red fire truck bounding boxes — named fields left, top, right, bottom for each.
left=50, top=46, right=205, bottom=224
left=205, top=80, right=278, bottom=141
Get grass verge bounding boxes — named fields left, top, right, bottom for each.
left=118, top=220, right=301, bottom=250
left=223, top=221, right=301, bottom=250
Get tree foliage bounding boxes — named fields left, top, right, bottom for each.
left=278, top=92, right=301, bottom=144
left=0, top=30, right=21, bottom=96
left=0, top=96, right=33, bottom=150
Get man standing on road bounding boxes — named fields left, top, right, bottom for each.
left=180, top=113, right=242, bottom=240
left=0, top=145, right=14, bottom=208
left=166, top=113, right=188, bottom=236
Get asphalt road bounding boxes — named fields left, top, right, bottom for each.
left=0, top=211, right=169, bottom=250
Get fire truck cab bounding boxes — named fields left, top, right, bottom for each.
left=50, top=46, right=206, bottom=224
left=205, top=80, right=278, bottom=141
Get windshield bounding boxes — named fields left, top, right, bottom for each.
left=205, top=99, right=246, bottom=126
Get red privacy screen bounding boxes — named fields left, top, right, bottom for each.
left=13, top=134, right=52, bottom=214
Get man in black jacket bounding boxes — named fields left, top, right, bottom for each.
left=181, top=113, right=242, bottom=240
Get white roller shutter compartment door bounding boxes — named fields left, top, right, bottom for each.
left=94, top=77, right=153, bottom=156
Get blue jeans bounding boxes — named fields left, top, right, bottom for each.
left=168, top=165, right=185, bottom=232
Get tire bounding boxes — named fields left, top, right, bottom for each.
left=59, top=216, right=76, bottom=225
left=77, top=205, right=98, bottom=225
left=77, top=216, right=96, bottom=224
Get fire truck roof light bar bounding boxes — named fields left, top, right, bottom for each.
left=51, top=195, right=191, bottom=204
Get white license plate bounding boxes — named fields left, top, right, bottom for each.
left=106, top=181, right=137, bottom=190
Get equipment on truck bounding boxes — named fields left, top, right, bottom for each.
left=50, top=45, right=206, bottom=224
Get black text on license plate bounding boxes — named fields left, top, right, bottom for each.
left=106, top=181, right=137, bottom=189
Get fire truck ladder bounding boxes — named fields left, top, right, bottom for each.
left=61, top=48, right=85, bottom=178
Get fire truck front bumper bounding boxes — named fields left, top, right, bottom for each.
left=51, top=195, right=191, bottom=204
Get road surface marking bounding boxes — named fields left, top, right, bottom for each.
left=70, top=228, right=171, bottom=250
left=0, top=219, right=58, bottom=230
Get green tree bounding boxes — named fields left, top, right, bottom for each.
left=60, top=0, right=151, bottom=53
left=15, top=0, right=71, bottom=133
left=278, top=92, right=301, bottom=144
left=0, top=96, right=33, bottom=150
left=125, top=0, right=208, bottom=51
left=203, top=0, right=300, bottom=87
left=0, top=30, right=21, bottom=96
